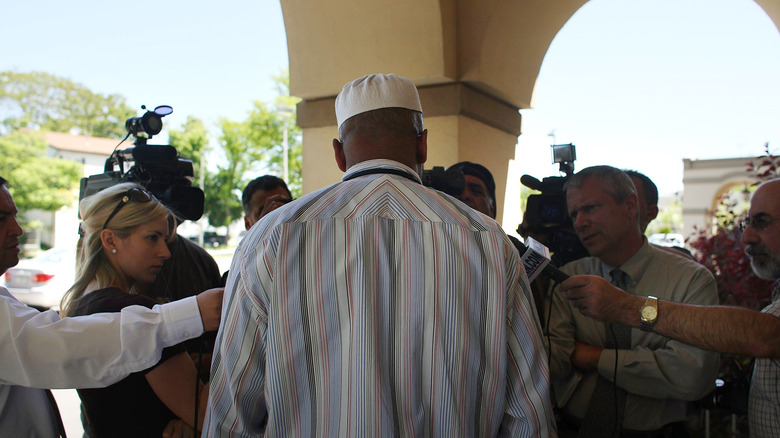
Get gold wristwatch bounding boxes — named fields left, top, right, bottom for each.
left=639, top=296, right=658, bottom=331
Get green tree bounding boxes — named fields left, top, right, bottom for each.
left=168, top=116, right=211, bottom=184
left=246, top=71, right=302, bottom=196
left=245, top=100, right=302, bottom=196
left=0, top=71, right=135, bottom=138
left=204, top=119, right=259, bottom=227
left=0, top=130, right=81, bottom=214
left=203, top=71, right=302, bottom=228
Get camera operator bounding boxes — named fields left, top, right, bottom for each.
left=561, top=177, right=780, bottom=437
left=0, top=177, right=223, bottom=436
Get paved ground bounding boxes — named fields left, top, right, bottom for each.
left=52, top=247, right=235, bottom=435
left=52, top=389, right=83, bottom=436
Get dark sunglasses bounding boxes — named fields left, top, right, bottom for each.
left=102, top=188, right=154, bottom=230
left=739, top=213, right=780, bottom=232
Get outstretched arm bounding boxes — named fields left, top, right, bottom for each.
left=561, top=275, right=780, bottom=358
left=0, top=287, right=212, bottom=388
left=196, top=287, right=224, bottom=332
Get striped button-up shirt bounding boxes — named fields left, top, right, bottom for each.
left=749, top=282, right=780, bottom=438
left=204, top=159, right=555, bottom=437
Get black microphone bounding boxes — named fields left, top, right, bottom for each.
left=520, top=174, right=543, bottom=191
left=520, top=237, right=570, bottom=284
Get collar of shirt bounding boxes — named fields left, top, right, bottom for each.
left=342, top=159, right=422, bottom=184
left=598, top=240, right=656, bottom=293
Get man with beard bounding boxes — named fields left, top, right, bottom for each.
left=560, top=177, right=780, bottom=437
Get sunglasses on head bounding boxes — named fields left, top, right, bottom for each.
left=102, top=188, right=154, bottom=230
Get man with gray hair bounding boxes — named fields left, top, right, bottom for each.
left=561, top=177, right=780, bottom=437
left=546, top=165, right=719, bottom=437
left=204, top=74, right=555, bottom=437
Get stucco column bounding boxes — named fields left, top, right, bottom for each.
left=296, top=81, right=521, bottom=224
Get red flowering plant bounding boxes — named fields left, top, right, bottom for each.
left=688, top=143, right=777, bottom=310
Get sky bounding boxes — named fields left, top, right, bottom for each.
left=514, top=0, right=780, bottom=199
left=2, top=0, right=779, bottom=201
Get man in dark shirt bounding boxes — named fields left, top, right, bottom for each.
left=242, top=175, right=292, bottom=230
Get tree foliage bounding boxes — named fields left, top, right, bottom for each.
left=0, top=71, right=135, bottom=138
left=202, top=71, right=302, bottom=228
left=204, top=119, right=257, bottom=227
left=168, top=115, right=211, bottom=183
left=245, top=100, right=303, bottom=196
left=0, top=130, right=81, bottom=214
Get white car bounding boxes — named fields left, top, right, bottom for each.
left=648, top=233, right=685, bottom=248
left=4, top=247, right=77, bottom=310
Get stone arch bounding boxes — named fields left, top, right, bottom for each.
left=711, top=180, right=753, bottom=213
left=466, top=0, right=587, bottom=109
left=282, top=0, right=780, bottom=226
left=682, top=157, right=756, bottom=238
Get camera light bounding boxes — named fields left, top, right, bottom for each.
left=125, top=105, right=173, bottom=139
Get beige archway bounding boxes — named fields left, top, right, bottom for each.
left=282, top=0, right=780, bottom=225
left=682, top=157, right=758, bottom=239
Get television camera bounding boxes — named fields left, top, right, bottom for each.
left=422, top=166, right=465, bottom=197
left=79, top=105, right=205, bottom=222
left=518, top=143, right=588, bottom=266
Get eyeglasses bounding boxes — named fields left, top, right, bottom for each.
left=102, top=188, right=153, bottom=230
left=739, top=213, right=780, bottom=232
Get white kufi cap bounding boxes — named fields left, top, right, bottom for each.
left=335, top=74, right=422, bottom=128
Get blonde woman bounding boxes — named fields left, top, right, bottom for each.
left=62, top=183, right=212, bottom=437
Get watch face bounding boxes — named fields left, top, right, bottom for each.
left=641, top=306, right=658, bottom=320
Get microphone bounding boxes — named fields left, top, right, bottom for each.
left=520, top=237, right=570, bottom=284
left=520, top=174, right=543, bottom=191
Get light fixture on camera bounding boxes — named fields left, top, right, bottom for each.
left=125, top=105, right=173, bottom=140
left=551, top=143, right=576, bottom=176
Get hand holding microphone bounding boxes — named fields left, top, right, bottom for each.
left=520, top=238, right=643, bottom=324
left=558, top=275, right=641, bottom=325
left=519, top=237, right=569, bottom=284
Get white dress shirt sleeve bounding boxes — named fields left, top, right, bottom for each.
left=0, top=286, right=203, bottom=389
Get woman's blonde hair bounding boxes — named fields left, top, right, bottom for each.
left=60, top=183, right=172, bottom=316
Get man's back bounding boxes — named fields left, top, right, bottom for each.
left=205, top=160, right=553, bottom=437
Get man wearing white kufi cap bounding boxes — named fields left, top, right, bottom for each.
left=205, top=74, right=556, bottom=437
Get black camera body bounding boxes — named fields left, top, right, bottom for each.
left=422, top=166, right=465, bottom=197
left=519, top=144, right=588, bottom=266
left=79, top=105, right=205, bottom=222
